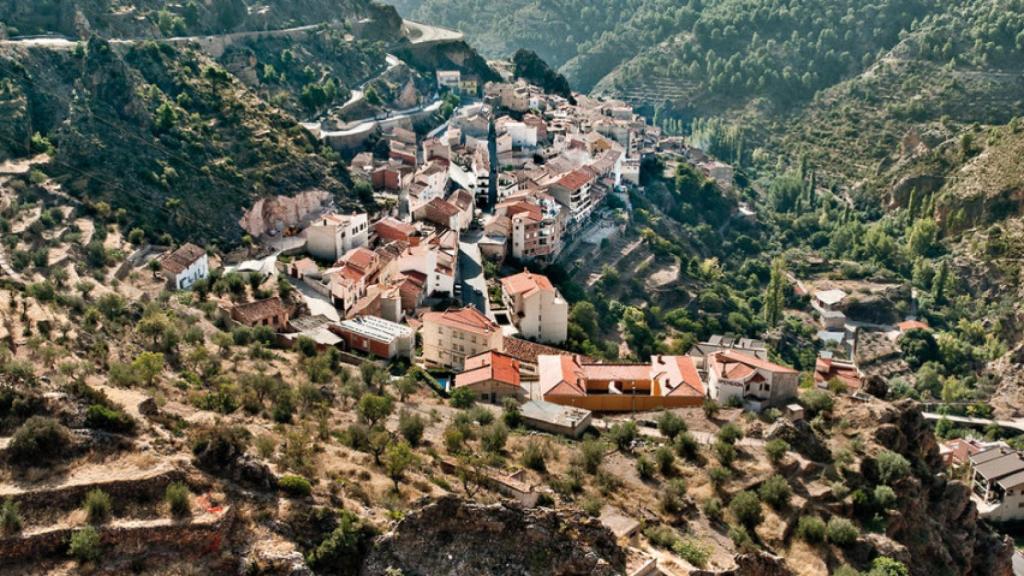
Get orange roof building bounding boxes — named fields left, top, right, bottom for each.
left=537, top=354, right=705, bottom=412
left=454, top=351, right=524, bottom=403
left=814, top=356, right=862, bottom=392
left=499, top=270, right=568, bottom=344
left=420, top=307, right=504, bottom=371
left=707, top=350, right=799, bottom=410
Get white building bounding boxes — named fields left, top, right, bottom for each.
left=706, top=350, right=799, bottom=410
left=500, top=270, right=568, bottom=344
left=306, top=213, right=369, bottom=262
left=437, top=70, right=461, bottom=92
left=969, top=447, right=1024, bottom=522
left=159, top=243, right=209, bottom=291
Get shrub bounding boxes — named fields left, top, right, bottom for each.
left=8, top=416, right=71, bottom=464
left=165, top=482, right=191, bottom=518
left=607, top=420, right=638, bottom=451
left=728, top=524, right=753, bottom=550
left=481, top=422, right=509, bottom=453
left=191, top=425, right=251, bottom=469
left=635, top=455, right=655, bottom=480
left=826, top=517, right=859, bottom=546
left=83, top=489, right=112, bottom=525
left=717, top=423, right=744, bottom=444
left=342, top=423, right=370, bottom=451
left=758, top=474, right=792, bottom=509
left=521, top=439, right=546, bottom=472
left=765, top=438, right=789, bottom=464
left=306, top=509, right=377, bottom=574
left=832, top=566, right=860, bottom=576
left=501, top=397, right=521, bottom=427
left=673, top=538, right=710, bottom=569
left=708, top=466, right=732, bottom=488
left=714, top=440, right=736, bottom=466
left=867, top=557, right=910, bottom=576
left=279, top=475, right=313, bottom=498
left=449, top=387, right=475, bottom=409
left=655, top=445, right=676, bottom=475
left=1, top=499, right=22, bottom=535
left=873, top=485, right=897, bottom=510
left=580, top=494, right=604, bottom=517
left=702, top=497, right=722, bottom=521
left=577, top=439, right=605, bottom=474
left=398, top=410, right=425, bottom=446
left=643, top=524, right=679, bottom=549
left=84, top=404, right=136, bottom=434
left=875, top=450, right=911, bottom=484
left=801, top=389, right=834, bottom=415
left=796, top=515, right=826, bottom=543
left=729, top=491, right=762, bottom=527
left=469, top=406, right=494, bottom=425
left=69, top=526, right=102, bottom=562
left=675, top=431, right=700, bottom=460
left=660, top=478, right=688, bottom=515
left=657, top=410, right=687, bottom=439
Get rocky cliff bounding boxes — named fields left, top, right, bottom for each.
left=360, top=496, right=626, bottom=576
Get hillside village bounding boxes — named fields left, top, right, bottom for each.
left=2, top=5, right=1024, bottom=576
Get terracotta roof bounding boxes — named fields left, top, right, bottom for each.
left=161, top=243, right=205, bottom=275
left=291, top=258, right=318, bottom=275
left=422, top=307, right=499, bottom=335
left=582, top=364, right=650, bottom=382
left=340, top=247, right=377, bottom=271
left=231, top=297, right=288, bottom=324
left=555, top=169, right=593, bottom=191
left=897, top=320, right=930, bottom=332
left=423, top=197, right=461, bottom=217
left=500, top=270, right=555, bottom=298
left=455, top=351, right=522, bottom=389
left=713, top=350, right=798, bottom=375
left=375, top=217, right=417, bottom=237
left=814, top=358, right=861, bottom=391
left=447, top=188, right=475, bottom=211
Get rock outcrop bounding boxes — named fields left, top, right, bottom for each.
left=360, top=496, right=625, bottom=576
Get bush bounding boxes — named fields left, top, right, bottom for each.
left=8, top=416, right=71, bottom=464
left=191, top=425, right=251, bottom=469
left=165, top=482, right=191, bottom=518
left=481, top=422, right=509, bottom=453
left=502, top=397, right=521, bottom=427
left=758, top=474, right=792, bottom=509
left=717, top=423, right=744, bottom=444
left=657, top=411, right=687, bottom=439
left=714, top=440, right=737, bottom=466
left=580, top=494, right=604, bottom=517
left=307, top=509, right=378, bottom=574
left=84, top=489, right=112, bottom=525
left=796, top=515, right=826, bottom=543
left=470, top=406, right=494, bottom=425
left=800, top=389, right=834, bottom=415
left=655, top=445, right=676, bottom=475
left=875, top=450, right=911, bottom=484
left=1, top=499, right=22, bottom=535
left=643, top=524, right=679, bottom=549
left=873, top=485, right=897, bottom=510
left=69, top=526, right=102, bottom=562
left=765, top=438, right=789, bottom=464
left=729, top=491, right=762, bottom=527
left=607, top=420, right=638, bottom=451
left=279, top=475, right=313, bottom=498
left=674, top=432, right=700, bottom=462
left=521, top=439, right=546, bottom=472
left=826, top=517, right=859, bottom=546
left=660, top=478, right=688, bottom=515
left=832, top=566, right=860, bottom=576
left=449, top=387, right=475, bottom=409
left=398, top=410, right=425, bottom=446
left=673, top=538, right=711, bottom=569
left=443, top=424, right=465, bottom=454
left=702, top=497, right=722, bottom=521
left=635, top=455, right=655, bottom=480
left=577, top=439, right=605, bottom=474
left=708, top=466, right=732, bottom=488
left=867, top=557, right=910, bottom=576
left=84, top=404, right=136, bottom=434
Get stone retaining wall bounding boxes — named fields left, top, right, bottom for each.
left=1, top=466, right=185, bottom=511
left=0, top=506, right=234, bottom=562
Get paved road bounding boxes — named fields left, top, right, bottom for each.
left=922, top=412, right=1024, bottom=433
left=457, top=229, right=489, bottom=314
left=401, top=20, right=464, bottom=45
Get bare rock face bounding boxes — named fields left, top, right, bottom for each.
left=765, top=419, right=830, bottom=462
left=360, top=496, right=625, bottom=576
left=871, top=400, right=1015, bottom=576
left=239, top=190, right=332, bottom=237
left=691, top=553, right=792, bottom=576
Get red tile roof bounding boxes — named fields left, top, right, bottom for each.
left=713, top=350, right=797, bottom=375
left=502, top=337, right=571, bottom=364
left=422, top=307, right=499, bottom=335
left=500, top=270, right=555, bottom=298
left=897, top=320, right=930, bottom=332
left=231, top=297, right=288, bottom=324
left=555, top=169, right=593, bottom=191
left=340, top=247, right=377, bottom=271
left=455, top=351, right=522, bottom=389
